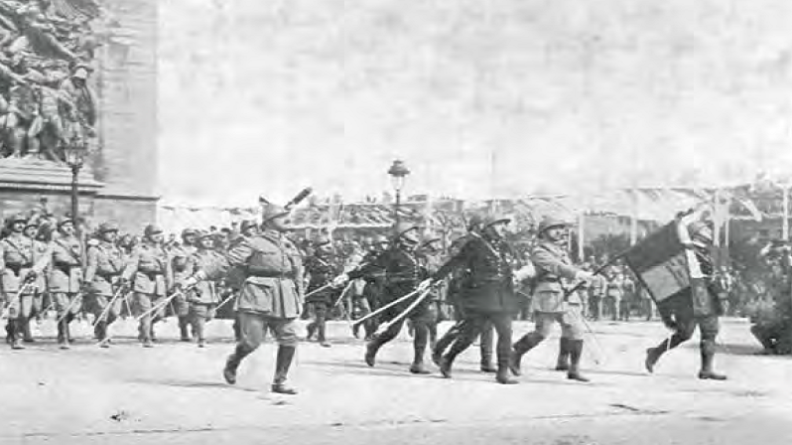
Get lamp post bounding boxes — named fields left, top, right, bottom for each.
left=387, top=160, right=410, bottom=229
left=63, top=139, right=87, bottom=239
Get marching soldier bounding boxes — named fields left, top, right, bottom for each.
left=23, top=218, right=51, bottom=343
left=172, top=228, right=199, bottom=341
left=122, top=224, right=173, bottom=348
left=304, top=235, right=341, bottom=347
left=416, top=236, right=444, bottom=355
left=431, top=215, right=498, bottom=373
left=509, top=217, right=594, bottom=382
left=0, top=214, right=48, bottom=349
left=340, top=222, right=433, bottom=374
left=182, top=231, right=227, bottom=348
left=49, top=218, right=84, bottom=349
left=84, top=222, right=126, bottom=347
left=644, top=217, right=728, bottom=380
left=183, top=202, right=304, bottom=395
left=354, top=234, right=389, bottom=340
left=222, top=220, right=260, bottom=341
left=430, top=215, right=527, bottom=385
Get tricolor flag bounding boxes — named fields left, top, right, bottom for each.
left=623, top=221, right=692, bottom=304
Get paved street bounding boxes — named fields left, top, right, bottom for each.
left=1, top=317, right=790, bottom=445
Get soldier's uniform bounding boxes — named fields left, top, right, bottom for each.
left=187, top=203, right=304, bottom=395
left=304, top=236, right=341, bottom=347
left=510, top=216, right=591, bottom=382
left=122, top=225, right=172, bottom=347
left=49, top=219, right=84, bottom=349
left=171, top=229, right=198, bottom=341
left=430, top=217, right=498, bottom=373
left=84, top=223, right=126, bottom=346
left=355, top=236, right=388, bottom=339
left=183, top=232, right=228, bottom=348
left=644, top=218, right=728, bottom=380
left=431, top=215, right=522, bottom=384
left=348, top=223, right=433, bottom=374
left=0, top=214, right=49, bottom=349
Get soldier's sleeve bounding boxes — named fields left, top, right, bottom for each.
left=0, top=241, right=6, bottom=272
left=121, top=247, right=141, bottom=281
left=200, top=240, right=249, bottom=280
left=432, top=239, right=473, bottom=282
left=531, top=245, right=580, bottom=281
left=32, top=243, right=53, bottom=274
left=84, top=246, right=99, bottom=283
left=347, top=250, right=386, bottom=280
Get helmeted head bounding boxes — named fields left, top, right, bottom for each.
left=537, top=216, right=570, bottom=242
left=6, top=213, right=27, bottom=233
left=98, top=222, right=119, bottom=242
left=24, top=218, right=39, bottom=238
left=481, top=214, right=511, bottom=240
left=181, top=228, right=198, bottom=245
left=466, top=214, right=484, bottom=233
left=57, top=217, right=75, bottom=236
left=197, top=231, right=215, bottom=249
left=240, top=219, right=258, bottom=236
left=373, top=234, right=389, bottom=251
left=261, top=202, right=289, bottom=232
left=688, top=220, right=713, bottom=247
left=143, top=224, right=164, bottom=243
left=394, top=222, right=421, bottom=247
left=313, top=234, right=334, bottom=256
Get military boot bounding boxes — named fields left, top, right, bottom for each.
left=509, top=333, right=544, bottom=376
left=698, top=340, right=727, bottom=381
left=223, top=345, right=250, bottom=385
left=11, top=321, right=24, bottom=350
left=364, top=337, right=383, bottom=367
left=179, top=317, right=191, bottom=342
left=58, top=320, right=70, bottom=350
left=306, top=322, right=316, bottom=341
left=555, top=338, right=571, bottom=371
left=567, top=340, right=590, bottom=382
left=271, top=346, right=298, bottom=395
left=496, top=365, right=518, bottom=385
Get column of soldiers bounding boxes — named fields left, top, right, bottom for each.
left=0, top=202, right=736, bottom=395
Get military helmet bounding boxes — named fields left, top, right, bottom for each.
left=240, top=219, right=258, bottom=233
left=181, top=228, right=197, bottom=238
left=98, top=222, right=119, bottom=234
left=313, top=234, right=332, bottom=247
left=394, top=222, right=420, bottom=239
left=6, top=213, right=28, bottom=226
left=261, top=202, right=289, bottom=223
left=57, top=217, right=75, bottom=230
left=197, top=230, right=215, bottom=240
left=144, top=224, right=163, bottom=237
left=537, top=216, right=569, bottom=234
left=373, top=234, right=389, bottom=244
left=466, top=214, right=484, bottom=232
left=481, top=214, right=511, bottom=229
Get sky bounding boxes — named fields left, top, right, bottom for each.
left=157, top=0, right=792, bottom=207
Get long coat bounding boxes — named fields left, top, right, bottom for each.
left=433, top=234, right=520, bottom=314
left=49, top=236, right=83, bottom=293
left=122, top=242, right=172, bottom=297
left=84, top=241, right=125, bottom=297
left=203, top=230, right=304, bottom=319
left=0, top=234, right=49, bottom=296
left=530, top=240, right=583, bottom=313
left=184, top=249, right=227, bottom=305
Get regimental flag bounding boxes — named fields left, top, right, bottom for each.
left=623, top=221, right=692, bottom=304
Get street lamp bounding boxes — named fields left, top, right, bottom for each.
left=387, top=160, right=410, bottom=228
left=63, top=138, right=87, bottom=238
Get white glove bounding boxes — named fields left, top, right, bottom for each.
left=417, top=279, right=433, bottom=293
left=574, top=270, right=594, bottom=283
left=332, top=274, right=350, bottom=288
left=513, top=263, right=536, bottom=282
left=182, top=276, right=199, bottom=289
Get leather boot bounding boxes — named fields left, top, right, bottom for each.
left=509, top=333, right=544, bottom=376
left=364, top=337, right=383, bottom=367
left=11, top=320, right=24, bottom=350
left=317, top=321, right=330, bottom=347
left=496, top=365, right=518, bottom=385
left=555, top=338, right=571, bottom=371
left=645, top=337, right=671, bottom=373
left=567, top=340, right=590, bottom=382
left=306, top=322, right=316, bottom=341
left=58, top=320, right=70, bottom=350
left=272, top=346, right=298, bottom=395
left=698, top=340, right=727, bottom=381
left=432, top=325, right=459, bottom=366
left=179, top=317, right=191, bottom=341
left=223, top=344, right=250, bottom=385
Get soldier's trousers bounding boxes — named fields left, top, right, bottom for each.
left=444, top=312, right=512, bottom=370
left=4, top=292, right=34, bottom=344
left=434, top=318, right=494, bottom=366
left=173, top=293, right=191, bottom=339
left=371, top=309, right=432, bottom=365
left=653, top=313, right=719, bottom=351
left=133, top=293, right=167, bottom=343
left=307, top=302, right=329, bottom=342
left=53, top=292, right=83, bottom=344
left=351, top=298, right=373, bottom=338
left=91, top=293, right=122, bottom=341
left=189, top=303, right=216, bottom=342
